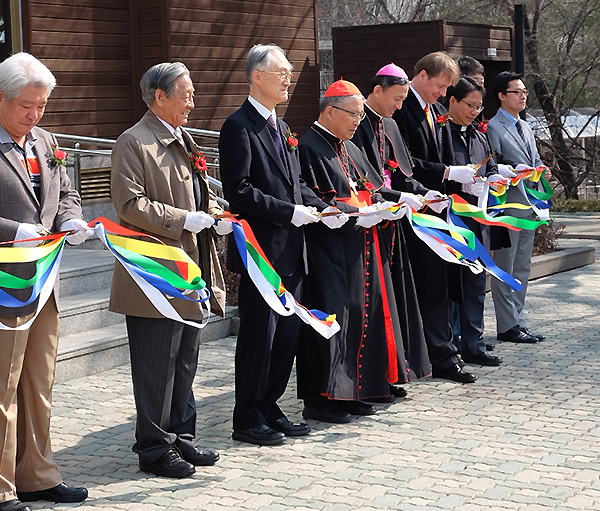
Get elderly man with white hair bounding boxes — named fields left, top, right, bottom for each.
left=0, top=53, right=90, bottom=511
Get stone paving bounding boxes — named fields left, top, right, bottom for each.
left=33, top=238, right=600, bottom=511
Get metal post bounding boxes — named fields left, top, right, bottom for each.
left=74, top=142, right=81, bottom=195
left=515, top=0, right=528, bottom=120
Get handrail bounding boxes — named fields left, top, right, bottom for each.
left=52, top=131, right=228, bottom=208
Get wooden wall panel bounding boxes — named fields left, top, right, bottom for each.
left=169, top=0, right=320, bottom=136
left=29, top=0, right=133, bottom=138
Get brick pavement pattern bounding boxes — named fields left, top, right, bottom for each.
left=35, top=240, right=600, bottom=510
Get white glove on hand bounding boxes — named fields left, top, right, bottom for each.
left=447, top=165, right=476, bottom=184
left=356, top=210, right=385, bottom=228
left=184, top=211, right=214, bottom=233
left=14, top=223, right=43, bottom=248
left=497, top=164, right=516, bottom=178
left=462, top=178, right=486, bottom=196
left=320, top=206, right=349, bottom=229
left=423, top=190, right=449, bottom=213
left=213, top=219, right=234, bottom=236
left=399, top=193, right=424, bottom=211
left=377, top=201, right=406, bottom=220
left=291, top=205, right=319, bottom=227
left=60, top=218, right=94, bottom=245
left=487, top=174, right=506, bottom=183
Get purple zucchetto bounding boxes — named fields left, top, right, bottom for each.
left=375, top=62, right=408, bottom=80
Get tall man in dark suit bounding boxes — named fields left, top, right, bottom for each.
left=487, top=71, right=548, bottom=344
left=392, top=52, right=478, bottom=383
left=0, top=53, right=90, bottom=511
left=111, top=62, right=226, bottom=478
left=219, top=44, right=343, bottom=446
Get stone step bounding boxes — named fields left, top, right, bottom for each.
left=58, top=287, right=123, bottom=337
left=59, top=247, right=114, bottom=298
left=55, top=305, right=239, bottom=382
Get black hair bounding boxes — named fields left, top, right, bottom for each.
left=456, top=56, right=485, bottom=78
left=368, top=74, right=409, bottom=94
left=446, top=76, right=486, bottom=102
left=492, top=71, right=524, bottom=106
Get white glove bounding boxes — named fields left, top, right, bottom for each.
left=487, top=174, right=506, bottom=183
left=320, top=206, right=349, bottom=229
left=184, top=211, right=214, bottom=233
left=515, top=164, right=532, bottom=172
left=60, top=218, right=94, bottom=245
left=497, top=164, right=516, bottom=178
left=399, top=193, right=424, bottom=211
left=213, top=219, right=234, bottom=235
left=447, top=165, right=476, bottom=184
left=14, top=223, right=43, bottom=248
left=462, top=178, right=486, bottom=196
left=358, top=204, right=379, bottom=215
left=377, top=201, right=406, bottom=220
left=291, top=205, right=319, bottom=227
left=423, top=190, right=449, bottom=213
left=356, top=210, right=385, bottom=228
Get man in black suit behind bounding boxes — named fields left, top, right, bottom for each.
left=219, top=44, right=343, bottom=445
left=392, top=52, right=479, bottom=384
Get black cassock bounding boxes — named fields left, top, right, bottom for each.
left=296, top=123, right=407, bottom=401
left=352, top=106, right=432, bottom=379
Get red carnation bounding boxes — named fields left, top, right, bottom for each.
left=54, top=149, right=67, bottom=160
left=478, top=119, right=488, bottom=134
left=364, top=181, right=374, bottom=191
left=50, top=144, right=68, bottom=166
left=386, top=159, right=399, bottom=170
left=288, top=136, right=299, bottom=148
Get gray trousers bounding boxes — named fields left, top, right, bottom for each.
left=490, top=227, right=535, bottom=334
left=126, top=315, right=200, bottom=465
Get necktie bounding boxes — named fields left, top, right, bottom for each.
left=266, top=114, right=289, bottom=176
left=424, top=104, right=434, bottom=132
left=515, top=119, right=531, bottom=154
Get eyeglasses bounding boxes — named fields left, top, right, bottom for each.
left=505, top=89, right=529, bottom=97
left=460, top=100, right=484, bottom=113
left=331, top=105, right=366, bottom=121
left=260, top=70, right=294, bottom=81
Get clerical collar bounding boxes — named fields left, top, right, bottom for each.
left=410, top=84, right=428, bottom=110
left=157, top=116, right=184, bottom=141
left=365, top=102, right=383, bottom=122
left=248, top=95, right=276, bottom=121
left=313, top=121, right=341, bottom=142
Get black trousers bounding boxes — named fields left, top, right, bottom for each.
left=126, top=315, right=200, bottom=465
left=233, top=268, right=303, bottom=431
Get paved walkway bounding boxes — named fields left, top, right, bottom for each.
left=35, top=238, right=600, bottom=511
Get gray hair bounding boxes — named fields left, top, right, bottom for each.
left=0, top=53, right=56, bottom=101
left=245, top=44, right=286, bottom=84
left=140, top=62, right=189, bottom=108
left=319, top=94, right=364, bottom=113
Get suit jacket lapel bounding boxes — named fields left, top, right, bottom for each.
left=243, top=101, right=291, bottom=184
left=0, top=141, right=39, bottom=205
left=33, top=138, right=52, bottom=208
left=500, top=115, right=530, bottom=156
left=407, top=91, right=439, bottom=158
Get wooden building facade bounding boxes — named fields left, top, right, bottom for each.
left=332, top=20, right=514, bottom=118
left=2, top=0, right=320, bottom=138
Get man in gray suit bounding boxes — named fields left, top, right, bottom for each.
left=487, top=71, right=548, bottom=344
left=111, top=62, right=227, bottom=478
left=0, top=53, right=90, bottom=511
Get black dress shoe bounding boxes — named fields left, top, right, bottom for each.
left=303, top=403, right=352, bottom=424
left=486, top=343, right=495, bottom=351
left=520, top=327, right=544, bottom=341
left=18, top=482, right=88, bottom=503
left=181, top=446, right=219, bottom=466
left=364, top=394, right=395, bottom=403
left=268, top=417, right=310, bottom=437
left=432, top=363, right=477, bottom=383
left=391, top=384, right=407, bottom=398
left=462, top=351, right=503, bottom=366
left=457, top=356, right=466, bottom=369
left=0, top=500, right=32, bottom=511
left=232, top=424, right=285, bottom=445
left=338, top=400, right=377, bottom=416
left=497, top=326, right=538, bottom=343
left=139, top=446, right=195, bottom=478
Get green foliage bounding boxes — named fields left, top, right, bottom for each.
left=551, top=198, right=600, bottom=212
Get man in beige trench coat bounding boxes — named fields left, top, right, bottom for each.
left=110, top=62, right=227, bottom=479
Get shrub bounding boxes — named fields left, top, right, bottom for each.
left=533, top=219, right=565, bottom=256
left=551, top=198, right=600, bottom=212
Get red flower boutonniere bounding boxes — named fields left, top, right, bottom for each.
left=358, top=177, right=375, bottom=194
left=436, top=113, right=450, bottom=128
left=50, top=144, right=67, bottom=166
left=384, top=159, right=399, bottom=172
left=189, top=150, right=207, bottom=175
left=284, top=127, right=298, bottom=151
left=477, top=119, right=489, bottom=134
